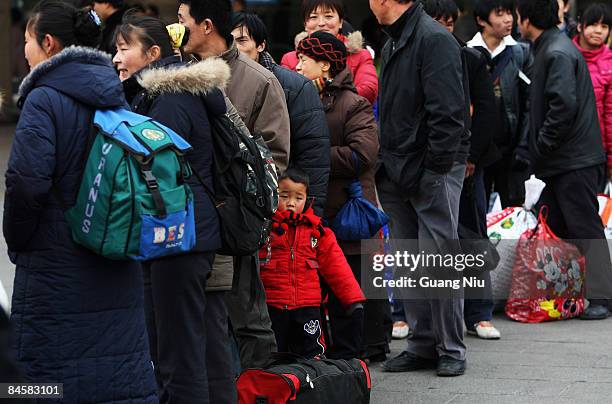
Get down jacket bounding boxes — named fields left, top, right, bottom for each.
left=264, top=59, right=330, bottom=216
left=4, top=46, right=157, bottom=403
left=281, top=31, right=379, bottom=104
left=322, top=68, right=379, bottom=255
left=258, top=209, right=365, bottom=310
left=574, top=37, right=612, bottom=169
left=123, top=55, right=225, bottom=253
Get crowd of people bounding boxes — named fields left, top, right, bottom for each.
left=3, top=0, right=612, bottom=402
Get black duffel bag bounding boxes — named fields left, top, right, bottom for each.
left=236, top=353, right=371, bottom=404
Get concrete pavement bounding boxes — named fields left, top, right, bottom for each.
left=370, top=313, right=612, bottom=403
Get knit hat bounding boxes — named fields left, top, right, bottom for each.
left=297, top=31, right=347, bottom=77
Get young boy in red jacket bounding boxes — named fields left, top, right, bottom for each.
left=260, top=168, right=365, bottom=358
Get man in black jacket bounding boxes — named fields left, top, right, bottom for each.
left=424, top=0, right=503, bottom=341
left=517, top=0, right=612, bottom=320
left=93, top=0, right=128, bottom=55
left=371, top=0, right=468, bottom=376
left=230, top=12, right=330, bottom=216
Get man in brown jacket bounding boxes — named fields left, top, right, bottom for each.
left=178, top=0, right=290, bottom=376
left=179, top=0, right=289, bottom=171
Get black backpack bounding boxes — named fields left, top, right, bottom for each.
left=202, top=98, right=279, bottom=256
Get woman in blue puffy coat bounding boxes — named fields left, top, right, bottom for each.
left=4, top=1, right=157, bottom=402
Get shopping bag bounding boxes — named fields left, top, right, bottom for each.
left=487, top=207, right=538, bottom=307
left=505, top=208, right=585, bottom=323
left=597, top=182, right=612, bottom=239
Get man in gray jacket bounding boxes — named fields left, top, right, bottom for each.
left=370, top=0, right=468, bottom=376
left=178, top=0, right=290, bottom=376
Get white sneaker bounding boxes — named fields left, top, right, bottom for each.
left=467, top=321, right=501, bottom=340
left=392, top=321, right=409, bottom=339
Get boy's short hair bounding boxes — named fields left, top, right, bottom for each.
left=279, top=168, right=310, bottom=193
left=579, top=3, right=612, bottom=28
left=232, top=11, right=268, bottom=49
left=473, top=0, right=515, bottom=30
left=516, top=0, right=560, bottom=30
left=423, top=0, right=460, bottom=23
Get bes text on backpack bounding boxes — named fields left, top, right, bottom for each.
left=64, top=109, right=196, bottom=261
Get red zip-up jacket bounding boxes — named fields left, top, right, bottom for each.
left=574, top=37, right=612, bottom=169
left=259, top=208, right=365, bottom=310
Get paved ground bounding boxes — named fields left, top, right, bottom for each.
left=2, top=123, right=612, bottom=403
left=370, top=314, right=612, bottom=403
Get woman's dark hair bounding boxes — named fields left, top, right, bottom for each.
left=232, top=11, right=268, bottom=49
left=301, top=0, right=344, bottom=24
left=279, top=168, right=310, bottom=193
left=516, top=0, right=559, bottom=30
left=423, top=0, right=460, bottom=23
left=27, top=0, right=102, bottom=48
left=115, top=11, right=174, bottom=59
left=579, top=3, right=612, bottom=28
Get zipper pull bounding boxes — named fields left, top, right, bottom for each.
left=291, top=247, right=294, bottom=261
left=306, top=373, right=314, bottom=389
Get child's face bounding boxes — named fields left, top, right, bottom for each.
left=278, top=178, right=308, bottom=213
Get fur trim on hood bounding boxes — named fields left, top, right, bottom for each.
left=137, top=58, right=231, bottom=97
left=346, top=31, right=364, bottom=54
left=18, top=46, right=112, bottom=99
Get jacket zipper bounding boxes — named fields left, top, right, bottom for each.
left=290, top=226, right=298, bottom=307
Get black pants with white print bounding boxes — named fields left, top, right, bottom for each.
left=268, top=306, right=326, bottom=358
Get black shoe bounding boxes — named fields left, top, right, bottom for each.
left=436, top=356, right=466, bottom=377
left=381, top=351, right=436, bottom=373
left=580, top=304, right=610, bottom=320
left=365, top=352, right=388, bottom=364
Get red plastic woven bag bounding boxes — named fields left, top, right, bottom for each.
left=505, top=208, right=585, bottom=323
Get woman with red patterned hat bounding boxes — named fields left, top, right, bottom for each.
left=295, top=31, right=390, bottom=362
left=282, top=0, right=379, bottom=104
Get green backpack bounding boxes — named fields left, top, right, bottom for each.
left=64, top=109, right=196, bottom=261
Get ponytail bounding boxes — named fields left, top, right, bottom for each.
left=115, top=11, right=175, bottom=59
left=27, top=0, right=102, bottom=49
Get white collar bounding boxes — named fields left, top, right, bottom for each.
left=467, top=32, right=517, bottom=58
